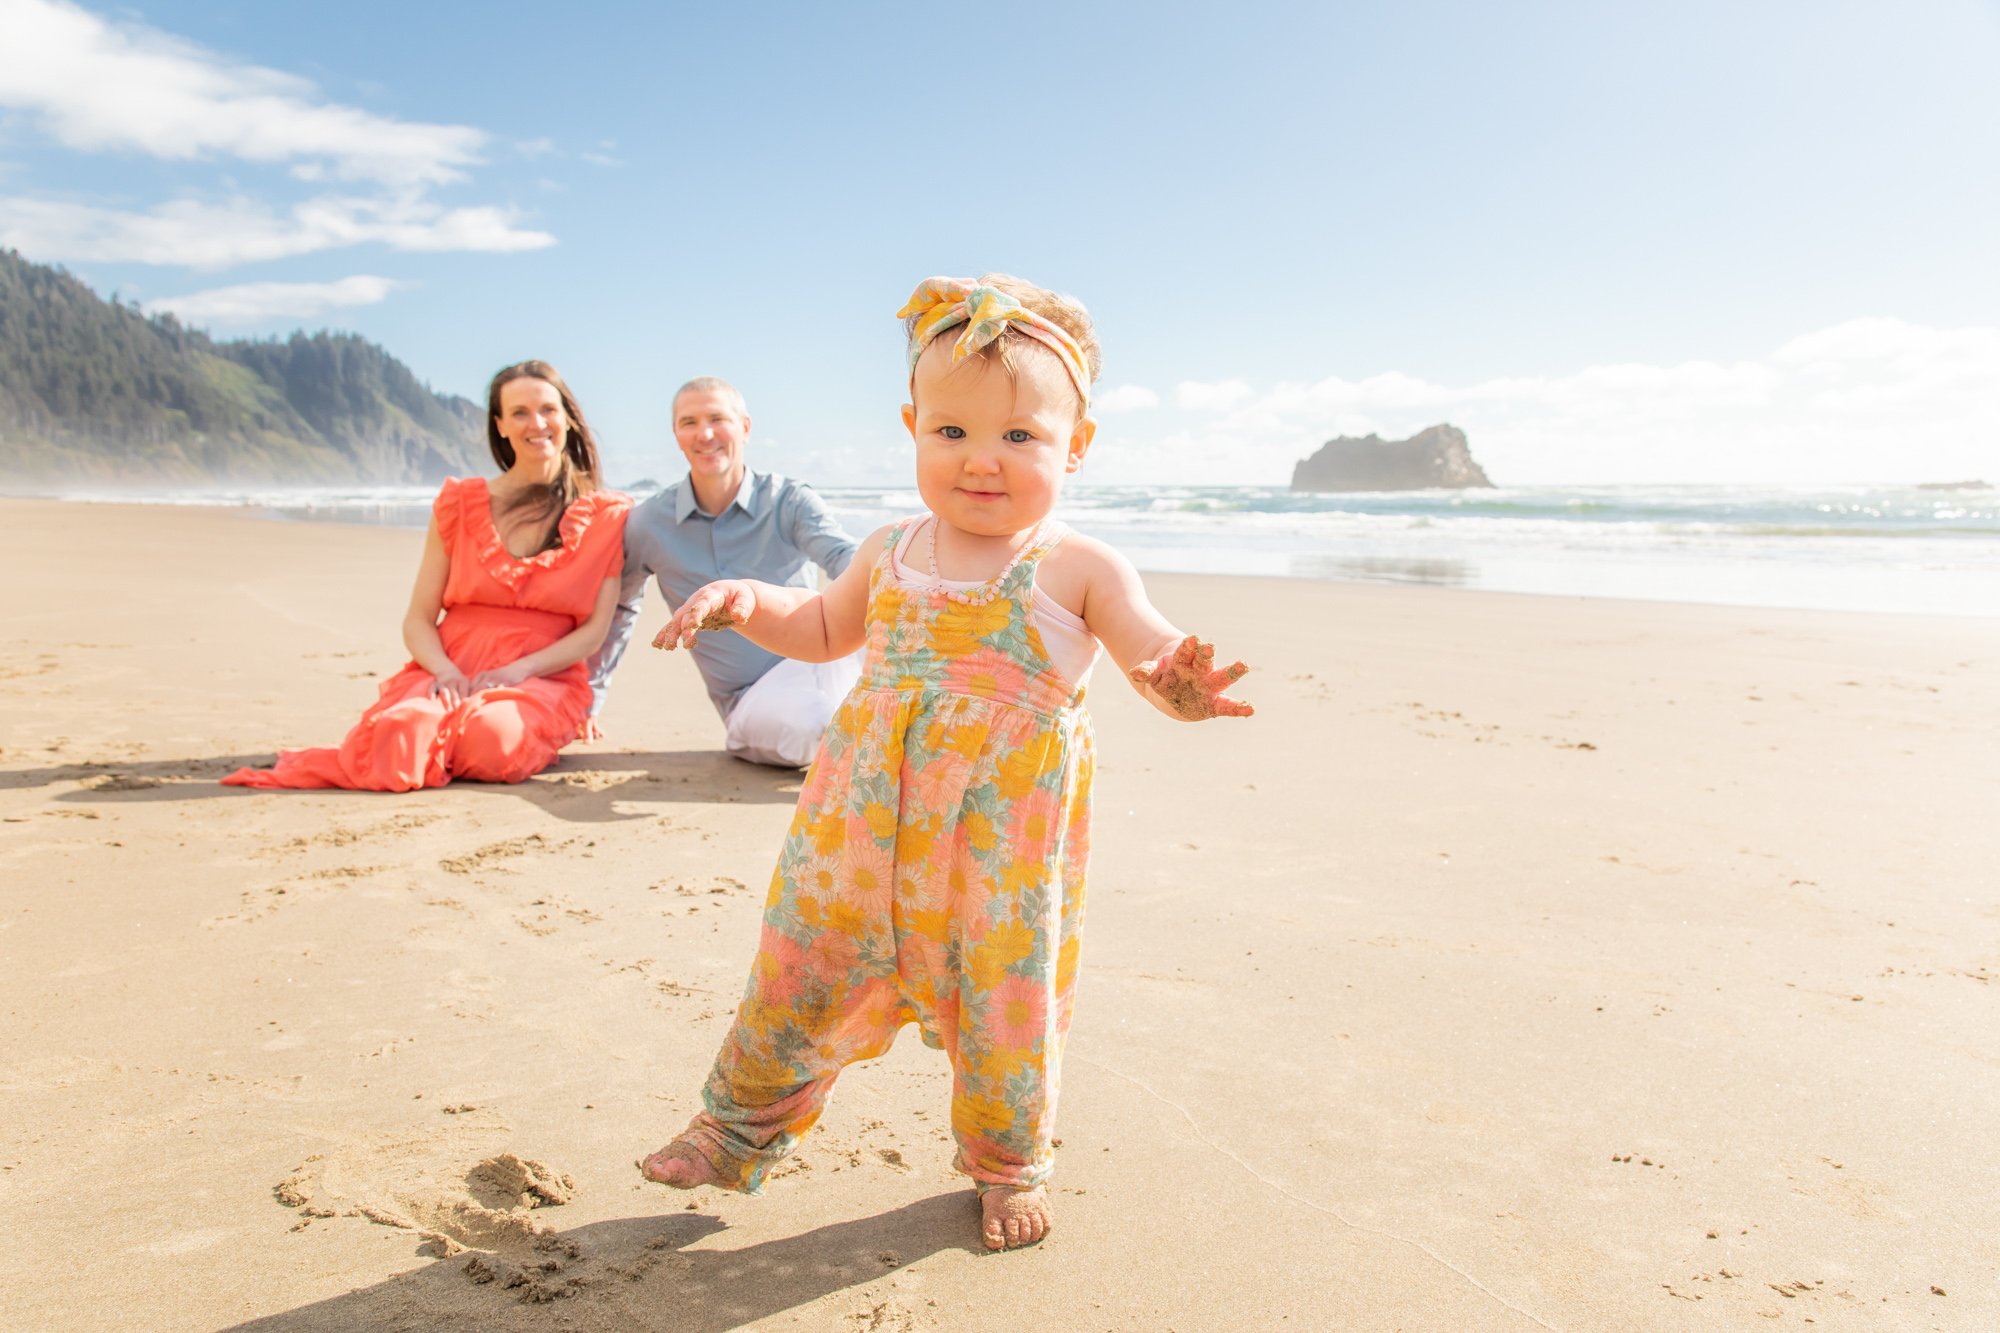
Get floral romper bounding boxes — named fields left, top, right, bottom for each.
left=678, top=518, right=1095, bottom=1193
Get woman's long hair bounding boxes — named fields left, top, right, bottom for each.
left=485, top=360, right=603, bottom=554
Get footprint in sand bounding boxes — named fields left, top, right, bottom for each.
left=1393, top=702, right=1508, bottom=745
left=1286, top=672, right=1334, bottom=701
left=657, top=876, right=749, bottom=898
left=845, top=1298, right=924, bottom=1331
left=274, top=1143, right=578, bottom=1264
left=467, top=1152, right=575, bottom=1209
left=543, top=769, right=646, bottom=792
left=515, top=897, right=602, bottom=935
left=0, top=654, right=60, bottom=681
left=441, top=834, right=575, bottom=876
left=598, top=955, right=717, bottom=1005
left=208, top=866, right=390, bottom=926
left=653, top=978, right=713, bottom=1003
left=83, top=773, right=161, bottom=792
left=266, top=812, right=447, bottom=859
left=360, top=1036, right=417, bottom=1059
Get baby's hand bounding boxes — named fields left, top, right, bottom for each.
left=1129, top=635, right=1255, bottom=721
left=654, top=581, right=757, bottom=651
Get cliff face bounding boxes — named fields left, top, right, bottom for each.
left=0, top=248, right=488, bottom=485
left=1291, top=424, right=1494, bottom=492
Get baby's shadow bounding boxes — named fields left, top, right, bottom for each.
left=225, top=1193, right=978, bottom=1332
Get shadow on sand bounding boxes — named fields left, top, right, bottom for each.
left=2, top=749, right=802, bottom=820
left=224, top=1193, right=979, bottom=1332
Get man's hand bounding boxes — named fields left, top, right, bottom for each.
left=654, top=581, right=757, bottom=651
left=1128, top=635, right=1255, bottom=721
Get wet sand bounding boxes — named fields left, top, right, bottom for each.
left=1, top=497, right=1995, bottom=1330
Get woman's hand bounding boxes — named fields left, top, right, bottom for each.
left=468, top=661, right=536, bottom=694
left=654, top=581, right=757, bottom=651
left=427, top=667, right=475, bottom=710
left=1127, top=635, right=1255, bottom=721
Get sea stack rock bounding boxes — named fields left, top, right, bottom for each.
left=1290, top=424, right=1494, bottom=492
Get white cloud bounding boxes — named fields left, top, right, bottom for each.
left=1088, top=319, right=2000, bottom=486
left=1771, top=317, right=2000, bottom=413
left=142, top=274, right=401, bottom=326
left=1093, top=384, right=1159, bottom=413
left=0, top=0, right=486, bottom=187
left=1173, top=378, right=1253, bottom=411
left=0, top=193, right=554, bottom=267
left=579, top=151, right=624, bottom=169
left=0, top=1, right=558, bottom=269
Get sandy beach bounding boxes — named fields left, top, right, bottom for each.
left=2, top=496, right=1995, bottom=1331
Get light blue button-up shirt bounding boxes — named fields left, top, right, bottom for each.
left=588, top=469, right=857, bottom=718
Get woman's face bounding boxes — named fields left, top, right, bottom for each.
left=494, top=377, right=567, bottom=467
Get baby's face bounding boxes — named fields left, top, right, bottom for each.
left=902, top=338, right=1095, bottom=540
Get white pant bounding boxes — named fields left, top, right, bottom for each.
left=722, top=652, right=862, bottom=768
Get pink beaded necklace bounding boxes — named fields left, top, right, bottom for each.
left=925, top=516, right=1045, bottom=607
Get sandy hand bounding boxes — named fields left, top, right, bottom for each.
left=1128, top=634, right=1255, bottom=720
left=653, top=581, right=756, bottom=651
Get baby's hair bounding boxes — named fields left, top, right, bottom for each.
left=906, top=272, right=1102, bottom=399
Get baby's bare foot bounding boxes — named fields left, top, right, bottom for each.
left=637, top=1139, right=723, bottom=1189
left=980, top=1184, right=1053, bottom=1250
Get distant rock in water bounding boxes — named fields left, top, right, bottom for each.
left=1914, top=479, right=1992, bottom=492
left=0, top=247, right=488, bottom=487
left=1291, top=424, right=1494, bottom=492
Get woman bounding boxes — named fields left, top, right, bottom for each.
left=224, top=361, right=631, bottom=790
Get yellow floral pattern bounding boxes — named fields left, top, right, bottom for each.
left=677, top=521, right=1094, bottom=1193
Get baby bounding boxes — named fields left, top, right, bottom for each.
left=639, top=274, right=1253, bottom=1249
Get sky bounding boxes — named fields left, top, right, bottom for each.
left=1, top=0, right=1995, bottom=488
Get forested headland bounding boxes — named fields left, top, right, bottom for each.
left=0, top=249, right=488, bottom=486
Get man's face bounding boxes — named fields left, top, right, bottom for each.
left=673, top=388, right=749, bottom=482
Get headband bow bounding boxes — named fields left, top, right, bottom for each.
left=897, top=277, right=1093, bottom=409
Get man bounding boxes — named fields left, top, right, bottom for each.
left=589, top=377, right=858, bottom=767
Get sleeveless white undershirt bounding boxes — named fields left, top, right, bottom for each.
left=891, top=517, right=1100, bottom=688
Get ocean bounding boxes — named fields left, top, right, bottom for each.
left=53, top=482, right=2000, bottom=618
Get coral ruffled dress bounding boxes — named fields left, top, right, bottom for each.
left=223, top=478, right=631, bottom=791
